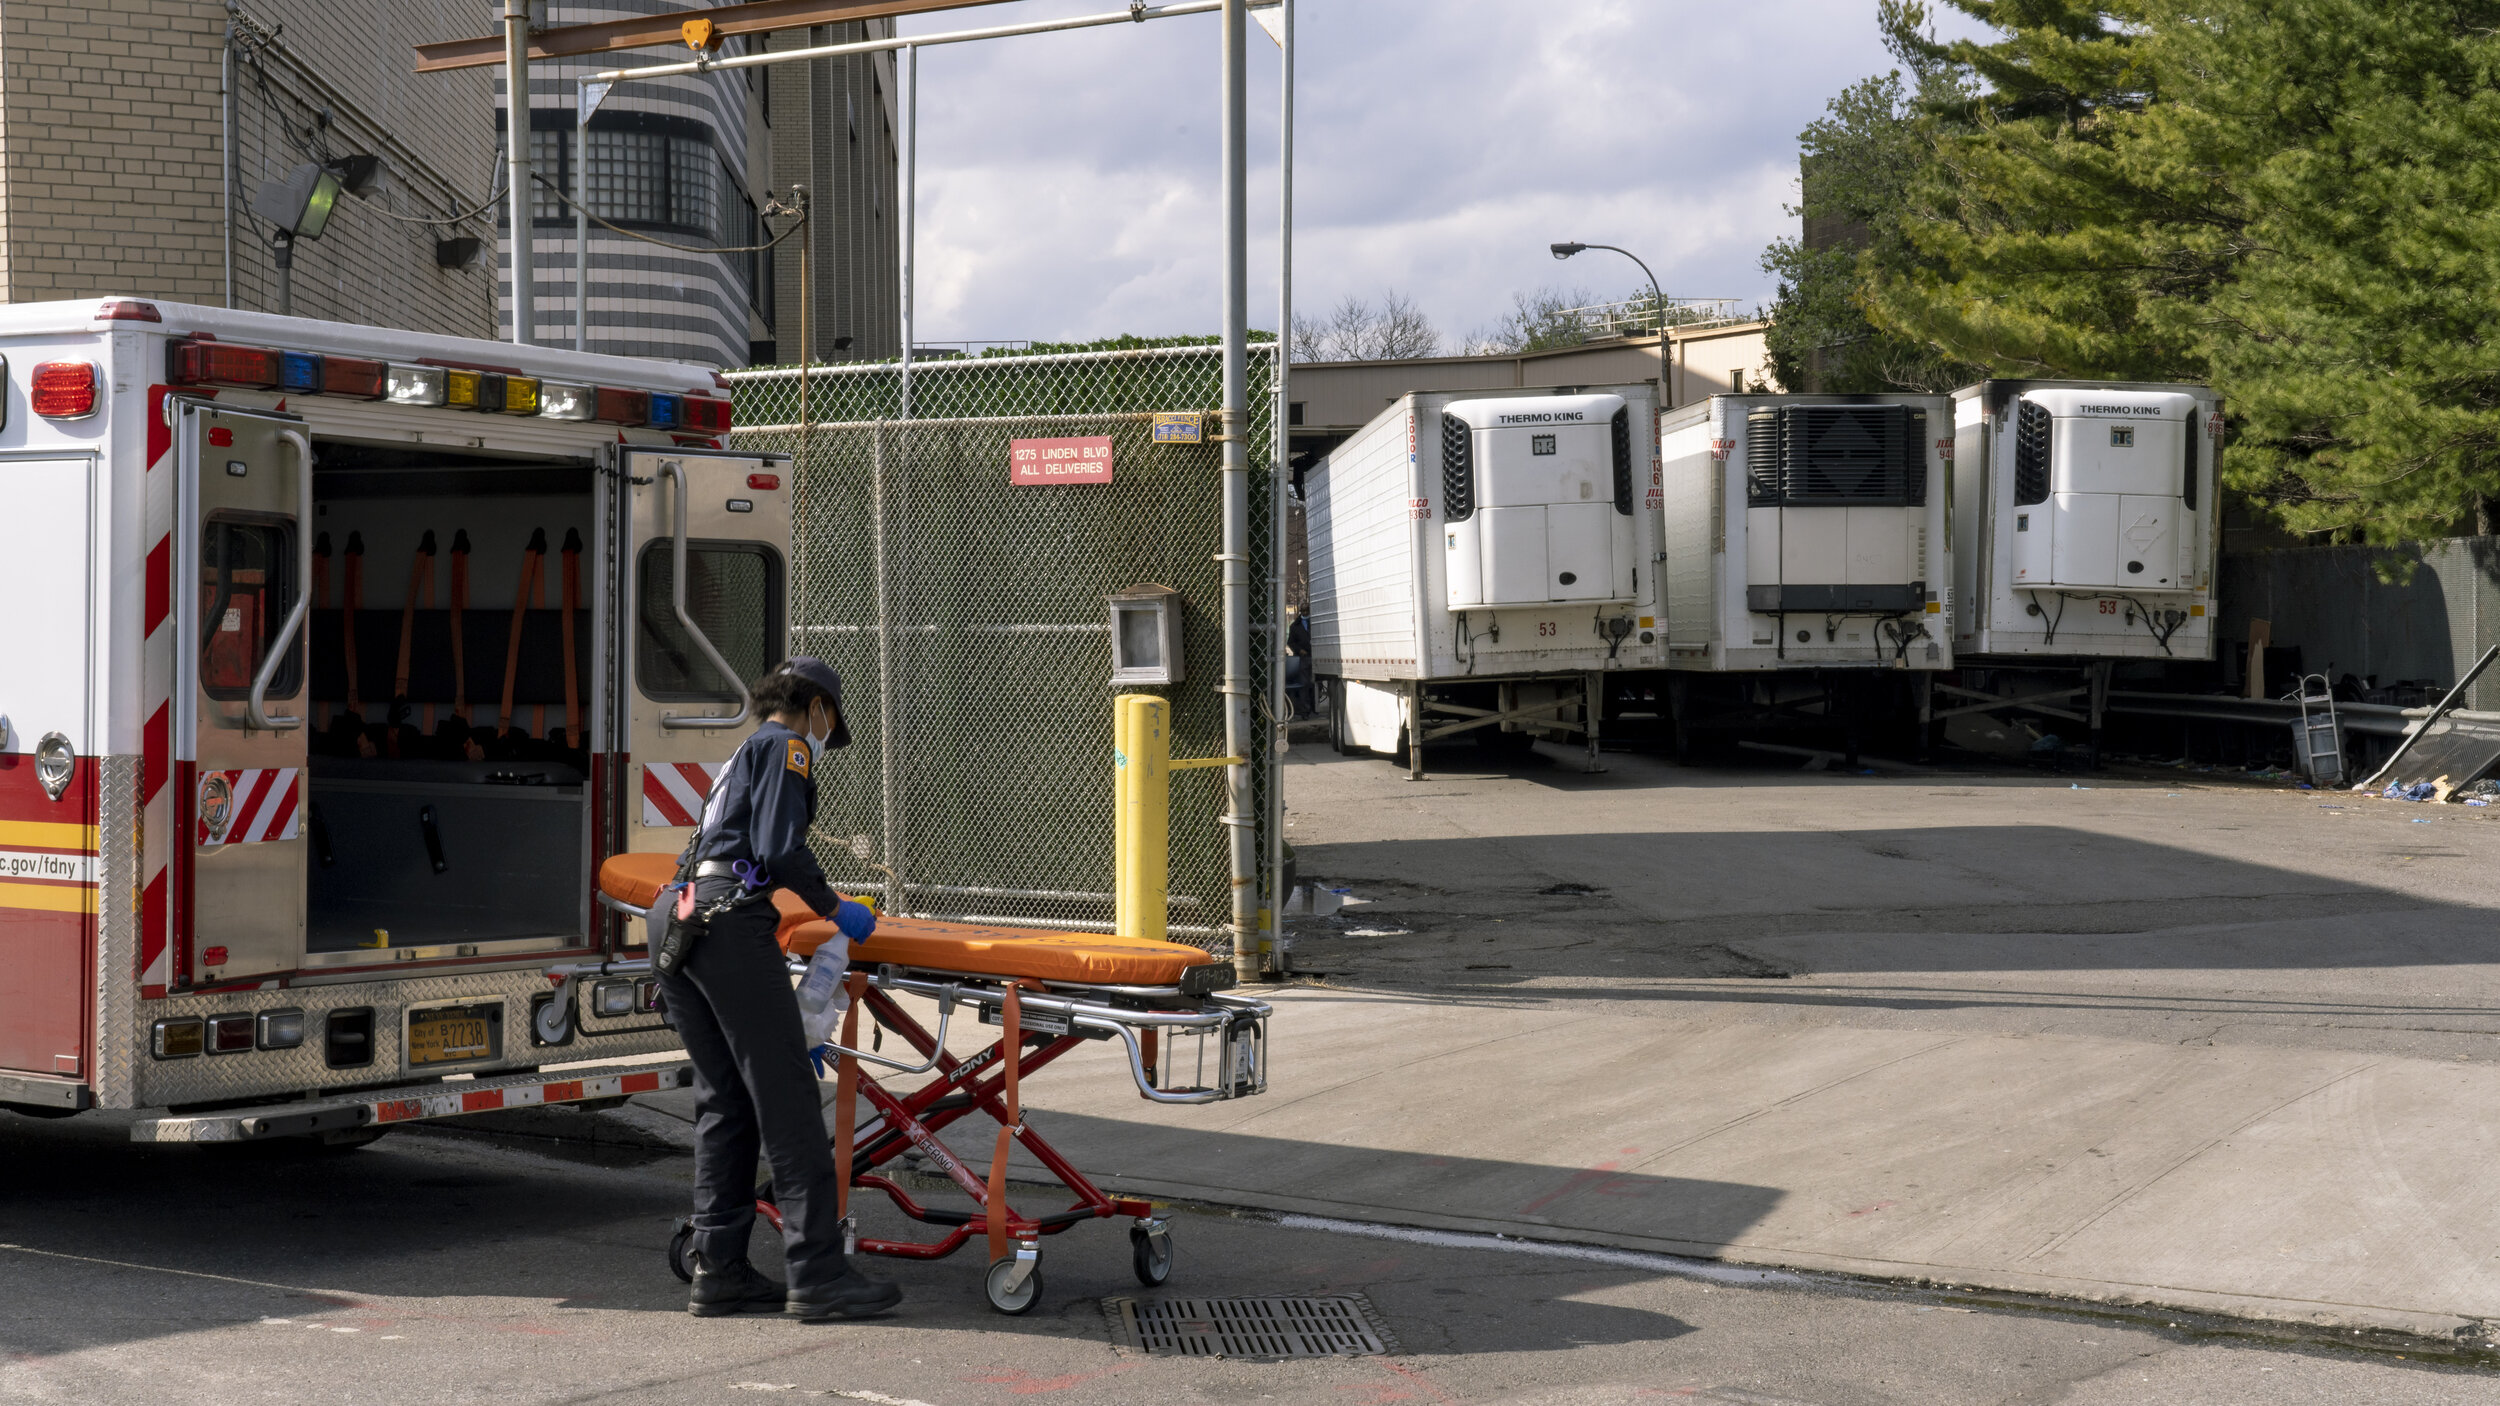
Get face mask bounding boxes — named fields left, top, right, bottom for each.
left=805, top=700, right=833, bottom=763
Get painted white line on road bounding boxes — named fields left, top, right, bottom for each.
left=0, top=1242, right=352, bottom=1299
left=729, top=1389, right=937, bottom=1406
left=1270, top=1215, right=1802, bottom=1286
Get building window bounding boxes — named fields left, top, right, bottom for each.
left=585, top=129, right=717, bottom=235
left=727, top=180, right=772, bottom=319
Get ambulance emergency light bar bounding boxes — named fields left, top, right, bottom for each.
left=164, top=336, right=730, bottom=432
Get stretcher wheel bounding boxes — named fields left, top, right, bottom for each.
left=668, top=1221, right=694, bottom=1284
left=984, top=1256, right=1043, bottom=1316
left=1131, top=1225, right=1174, bottom=1287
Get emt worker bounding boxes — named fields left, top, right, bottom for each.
left=663, top=656, right=900, bottom=1321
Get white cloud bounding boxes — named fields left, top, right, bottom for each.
left=898, top=1, right=1953, bottom=347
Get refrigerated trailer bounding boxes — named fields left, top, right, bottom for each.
left=1654, top=395, right=1952, bottom=759
left=1659, top=394, right=1953, bottom=673
left=1304, top=386, right=1662, bottom=778
left=0, top=297, right=789, bottom=1140
left=1937, top=379, right=2222, bottom=754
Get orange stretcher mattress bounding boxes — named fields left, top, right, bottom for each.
left=597, top=852, right=1216, bottom=986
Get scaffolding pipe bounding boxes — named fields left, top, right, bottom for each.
left=900, top=42, right=917, bottom=416
left=1221, top=0, right=1254, bottom=981
left=584, top=0, right=1266, bottom=84
left=503, top=0, right=536, bottom=345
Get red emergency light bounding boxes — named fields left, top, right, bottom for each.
left=594, top=386, right=650, bottom=426
left=321, top=355, right=388, bottom=400
left=30, top=361, right=99, bottom=418
left=94, top=299, right=162, bottom=322
left=681, top=394, right=732, bottom=435
left=169, top=339, right=282, bottom=390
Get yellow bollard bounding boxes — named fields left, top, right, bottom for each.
left=1113, top=695, right=1171, bottom=942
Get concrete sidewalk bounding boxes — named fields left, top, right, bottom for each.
left=629, top=747, right=2500, bottom=1343
left=629, top=984, right=2500, bottom=1340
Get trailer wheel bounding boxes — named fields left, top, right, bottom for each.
left=1326, top=679, right=1349, bottom=754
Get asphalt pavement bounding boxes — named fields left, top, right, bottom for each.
left=0, top=1104, right=2490, bottom=1404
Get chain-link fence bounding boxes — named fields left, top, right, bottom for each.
left=727, top=346, right=1282, bottom=956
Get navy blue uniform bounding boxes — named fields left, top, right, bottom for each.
left=660, top=719, right=851, bottom=1295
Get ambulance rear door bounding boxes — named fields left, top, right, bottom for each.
left=176, top=403, right=311, bottom=986
left=618, top=448, right=794, bottom=865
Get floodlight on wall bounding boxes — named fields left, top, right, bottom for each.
left=252, top=162, right=345, bottom=240
left=1109, top=584, right=1185, bottom=687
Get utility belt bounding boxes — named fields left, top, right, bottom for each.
left=653, top=854, right=773, bottom=976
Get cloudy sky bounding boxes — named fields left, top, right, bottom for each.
left=894, top=0, right=1983, bottom=352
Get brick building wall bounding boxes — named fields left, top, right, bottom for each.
left=0, top=1, right=499, bottom=337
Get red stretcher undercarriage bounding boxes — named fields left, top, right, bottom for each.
left=581, top=853, right=1271, bottom=1315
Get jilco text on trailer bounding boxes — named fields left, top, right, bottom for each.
left=0, top=297, right=790, bottom=1142
left=1303, top=386, right=1662, bottom=781
left=1937, top=380, right=2221, bottom=760
left=1655, top=394, right=1953, bottom=762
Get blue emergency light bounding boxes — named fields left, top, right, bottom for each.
left=278, top=350, right=325, bottom=395
left=647, top=392, right=684, bottom=430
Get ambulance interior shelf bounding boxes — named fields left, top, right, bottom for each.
left=285, top=453, right=598, bottom=957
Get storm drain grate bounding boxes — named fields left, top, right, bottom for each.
left=1104, top=1294, right=1393, bottom=1358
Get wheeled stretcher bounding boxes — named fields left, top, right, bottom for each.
left=569, top=853, right=1270, bottom=1314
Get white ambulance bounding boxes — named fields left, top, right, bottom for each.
left=0, top=297, right=789, bottom=1143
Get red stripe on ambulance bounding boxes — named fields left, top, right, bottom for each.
left=641, top=761, right=719, bottom=827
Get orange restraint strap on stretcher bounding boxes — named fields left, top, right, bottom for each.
left=596, top=852, right=1215, bottom=986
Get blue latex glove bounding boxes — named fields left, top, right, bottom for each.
left=833, top=898, right=877, bottom=943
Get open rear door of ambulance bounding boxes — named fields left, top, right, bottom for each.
left=176, top=403, right=311, bottom=987
left=616, top=448, right=794, bottom=920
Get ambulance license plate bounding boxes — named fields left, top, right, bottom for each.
left=408, top=1003, right=501, bottom=1067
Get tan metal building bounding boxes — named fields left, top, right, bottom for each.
left=1285, top=320, right=1771, bottom=469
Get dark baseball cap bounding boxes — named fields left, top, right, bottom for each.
left=775, top=656, right=852, bottom=749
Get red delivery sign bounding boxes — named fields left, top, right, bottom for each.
left=1009, top=435, right=1115, bottom=486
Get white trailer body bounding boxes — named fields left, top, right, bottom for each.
left=1949, top=379, right=2221, bottom=660
left=1305, top=386, right=1662, bottom=762
left=0, top=297, right=790, bottom=1136
left=1659, top=394, right=1953, bottom=672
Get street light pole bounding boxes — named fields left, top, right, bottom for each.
left=1552, top=241, right=1667, bottom=407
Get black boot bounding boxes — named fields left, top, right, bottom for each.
left=785, top=1266, right=904, bottom=1322
left=688, top=1253, right=787, bottom=1317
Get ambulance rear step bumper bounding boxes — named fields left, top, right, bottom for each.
left=128, top=1058, right=694, bottom=1143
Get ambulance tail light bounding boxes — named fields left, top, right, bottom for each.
left=206, top=1013, right=256, bottom=1055
left=95, top=298, right=162, bottom=322
left=682, top=395, right=732, bottom=434
left=646, top=392, right=685, bottom=431
left=29, top=361, right=99, bottom=418
left=594, top=386, right=649, bottom=425
left=256, top=1008, right=307, bottom=1050
left=151, top=1018, right=205, bottom=1059
left=385, top=364, right=448, bottom=406
left=322, top=355, right=387, bottom=400
left=539, top=381, right=595, bottom=420
left=169, top=339, right=282, bottom=389
left=747, top=473, right=780, bottom=491
left=278, top=350, right=325, bottom=395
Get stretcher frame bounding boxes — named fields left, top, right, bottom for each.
left=557, top=896, right=1270, bottom=1313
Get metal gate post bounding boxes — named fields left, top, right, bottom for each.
left=1220, top=0, right=1257, bottom=981
left=872, top=420, right=902, bottom=914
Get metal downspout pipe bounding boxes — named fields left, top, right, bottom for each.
left=504, top=0, right=535, bottom=345
left=1221, top=0, right=1256, bottom=982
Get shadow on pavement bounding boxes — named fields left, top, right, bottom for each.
left=0, top=1100, right=1758, bottom=1359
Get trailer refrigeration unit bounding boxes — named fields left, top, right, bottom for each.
left=1656, top=394, right=1953, bottom=757
left=1939, top=380, right=2221, bottom=756
left=1305, top=386, right=1662, bottom=780
left=0, top=297, right=789, bottom=1142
